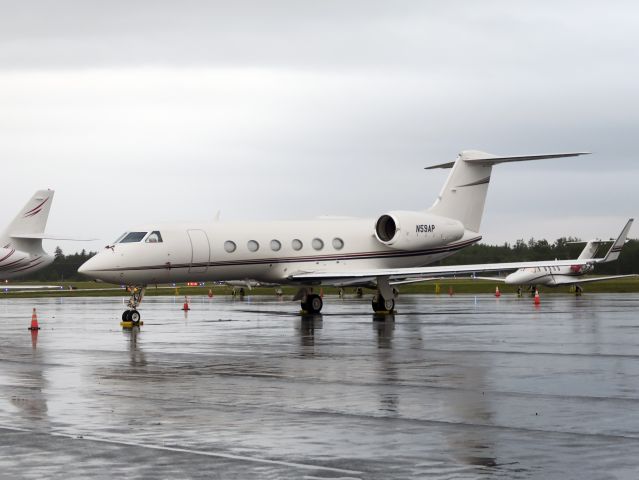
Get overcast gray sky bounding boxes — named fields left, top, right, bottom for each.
left=1, top=0, right=637, bottom=253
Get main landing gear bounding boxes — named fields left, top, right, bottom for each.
left=122, top=286, right=146, bottom=327
left=372, top=293, right=395, bottom=313
left=372, top=276, right=397, bottom=314
left=302, top=293, right=323, bottom=314
left=294, top=288, right=324, bottom=314
left=295, top=277, right=398, bottom=315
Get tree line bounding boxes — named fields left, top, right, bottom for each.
left=20, top=238, right=639, bottom=282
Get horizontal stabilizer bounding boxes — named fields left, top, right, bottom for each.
left=426, top=151, right=590, bottom=170
left=11, top=233, right=99, bottom=241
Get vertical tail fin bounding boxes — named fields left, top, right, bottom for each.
left=600, top=218, right=633, bottom=263
left=0, top=190, right=55, bottom=252
left=426, top=150, right=494, bottom=233
left=425, top=151, right=589, bottom=232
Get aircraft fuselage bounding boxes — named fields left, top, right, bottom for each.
left=79, top=218, right=481, bottom=285
left=504, top=264, right=594, bottom=286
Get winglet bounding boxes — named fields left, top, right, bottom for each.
left=600, top=219, right=634, bottom=263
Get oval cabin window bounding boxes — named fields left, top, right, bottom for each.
left=270, top=239, right=281, bottom=251
left=292, top=239, right=303, bottom=251
left=224, top=241, right=237, bottom=253
left=312, top=238, right=324, bottom=250
left=247, top=240, right=259, bottom=252
left=332, top=237, right=344, bottom=250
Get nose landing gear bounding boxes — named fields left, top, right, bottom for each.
left=121, top=286, right=146, bottom=327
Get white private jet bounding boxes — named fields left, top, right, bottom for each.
left=78, top=149, right=603, bottom=323
left=477, top=219, right=635, bottom=292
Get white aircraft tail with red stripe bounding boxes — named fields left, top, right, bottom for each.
left=0, top=190, right=54, bottom=253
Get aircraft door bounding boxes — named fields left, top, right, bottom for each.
left=187, top=229, right=210, bottom=273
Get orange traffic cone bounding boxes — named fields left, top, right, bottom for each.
left=208, top=288, right=213, bottom=298
left=182, top=296, right=190, bottom=311
left=448, top=286, right=454, bottom=296
left=28, top=308, right=40, bottom=331
left=495, top=286, right=501, bottom=298
left=534, top=289, right=541, bottom=305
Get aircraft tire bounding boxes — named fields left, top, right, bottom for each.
left=372, top=295, right=394, bottom=313
left=122, top=311, right=129, bottom=321
left=130, top=310, right=141, bottom=323
left=306, top=294, right=323, bottom=314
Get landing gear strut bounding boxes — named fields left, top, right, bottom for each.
left=372, top=276, right=397, bottom=313
left=122, top=286, right=146, bottom=326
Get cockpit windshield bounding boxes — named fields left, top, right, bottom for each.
left=119, top=232, right=148, bottom=243
left=113, top=232, right=128, bottom=243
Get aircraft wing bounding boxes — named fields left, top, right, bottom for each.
left=288, top=258, right=597, bottom=284
left=10, top=233, right=99, bottom=241
left=390, top=277, right=450, bottom=286
left=551, top=274, right=639, bottom=285
left=1, top=285, right=64, bottom=291
left=467, top=276, right=507, bottom=282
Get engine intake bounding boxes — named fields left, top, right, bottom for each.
left=375, top=215, right=397, bottom=242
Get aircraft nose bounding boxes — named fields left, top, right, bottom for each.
left=77, top=258, right=91, bottom=276
left=78, top=255, right=99, bottom=277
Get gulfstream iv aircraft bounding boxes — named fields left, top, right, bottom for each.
left=480, top=219, right=635, bottom=292
left=79, top=150, right=597, bottom=323
left=0, top=190, right=56, bottom=281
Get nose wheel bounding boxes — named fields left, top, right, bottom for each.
left=122, top=310, right=141, bottom=323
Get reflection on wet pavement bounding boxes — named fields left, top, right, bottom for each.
left=1, top=293, right=639, bottom=478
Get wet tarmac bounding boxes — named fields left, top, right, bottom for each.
left=1, top=293, right=639, bottom=479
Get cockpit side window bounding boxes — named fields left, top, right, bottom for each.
left=119, top=232, right=148, bottom=243
left=145, top=231, right=163, bottom=243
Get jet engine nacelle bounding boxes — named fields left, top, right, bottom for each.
left=374, top=211, right=465, bottom=250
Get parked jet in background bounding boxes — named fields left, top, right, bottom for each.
left=479, top=219, right=635, bottom=292
left=0, top=190, right=95, bottom=288
left=0, top=190, right=57, bottom=281
left=79, top=149, right=596, bottom=323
